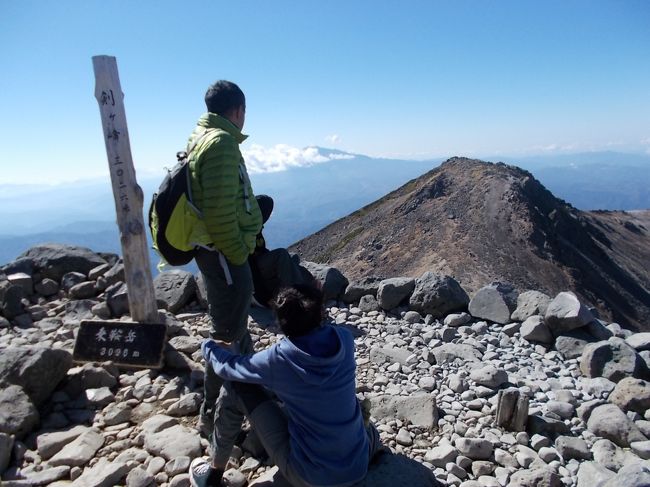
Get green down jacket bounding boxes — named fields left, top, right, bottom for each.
left=188, top=113, right=262, bottom=266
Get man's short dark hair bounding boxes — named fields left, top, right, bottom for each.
left=205, top=80, right=245, bottom=116
left=272, top=284, right=324, bottom=337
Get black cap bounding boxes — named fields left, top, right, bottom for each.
left=256, top=195, right=274, bottom=224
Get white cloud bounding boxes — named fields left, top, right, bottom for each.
left=325, top=134, right=340, bottom=144
left=641, top=137, right=650, bottom=145
left=242, top=144, right=352, bottom=174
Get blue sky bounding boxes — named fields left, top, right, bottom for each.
left=1, top=0, right=649, bottom=183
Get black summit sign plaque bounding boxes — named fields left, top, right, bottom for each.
left=73, top=320, right=167, bottom=368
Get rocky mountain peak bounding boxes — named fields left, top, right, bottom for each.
left=290, top=157, right=650, bottom=329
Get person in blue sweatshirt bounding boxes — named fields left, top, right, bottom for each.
left=190, top=284, right=383, bottom=487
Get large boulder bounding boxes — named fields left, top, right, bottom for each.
left=544, top=292, right=595, bottom=336
left=0, top=432, right=13, bottom=474
left=19, top=243, right=107, bottom=282
left=376, top=277, right=415, bottom=310
left=511, top=290, right=551, bottom=321
left=609, top=377, right=650, bottom=414
left=48, top=429, right=105, bottom=467
left=587, top=403, right=647, bottom=447
left=342, top=276, right=384, bottom=303
left=0, top=346, right=73, bottom=404
left=0, top=384, right=39, bottom=439
left=626, top=333, right=650, bottom=352
left=520, top=315, right=553, bottom=344
left=408, top=272, right=469, bottom=317
left=468, top=282, right=518, bottom=324
left=301, top=262, right=348, bottom=301
left=153, top=270, right=196, bottom=313
left=580, top=338, right=646, bottom=383
left=603, top=463, right=650, bottom=487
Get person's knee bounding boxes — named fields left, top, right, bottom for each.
left=232, top=381, right=270, bottom=414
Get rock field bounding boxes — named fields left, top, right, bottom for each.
left=1, top=243, right=650, bottom=487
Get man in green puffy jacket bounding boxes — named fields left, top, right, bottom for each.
left=188, top=80, right=262, bottom=443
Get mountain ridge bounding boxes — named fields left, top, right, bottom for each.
left=290, top=157, right=650, bottom=329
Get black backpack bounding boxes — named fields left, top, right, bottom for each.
left=148, top=130, right=211, bottom=267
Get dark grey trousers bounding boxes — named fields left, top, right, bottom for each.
left=195, top=247, right=254, bottom=421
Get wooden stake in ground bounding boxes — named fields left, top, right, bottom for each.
left=92, top=55, right=159, bottom=324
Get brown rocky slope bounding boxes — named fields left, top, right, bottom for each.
left=290, top=157, right=650, bottom=330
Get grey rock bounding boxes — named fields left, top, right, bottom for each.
left=369, top=394, right=438, bottom=428
left=7, top=273, right=33, bottom=296
left=468, top=282, right=518, bottom=324
left=546, top=401, right=575, bottom=419
left=36, top=316, right=62, bottom=332
left=511, top=290, right=551, bottom=321
left=61, top=271, right=87, bottom=291
left=403, top=310, right=422, bottom=324
left=609, top=377, right=650, bottom=414
left=432, top=343, right=483, bottom=364
left=377, top=277, right=415, bottom=310
left=106, top=281, right=130, bottom=317
left=454, top=438, right=493, bottom=460
left=370, top=346, right=413, bottom=366
left=509, top=468, right=562, bottom=487
left=443, top=312, right=472, bottom=327
left=359, top=294, right=380, bottom=313
left=424, top=444, right=458, bottom=467
left=630, top=440, right=650, bottom=460
left=626, top=333, right=650, bottom=352
left=64, top=363, right=118, bottom=398
left=544, top=291, right=595, bottom=336
left=103, top=260, right=125, bottom=287
left=592, top=439, right=636, bottom=472
left=166, top=393, right=202, bottom=416
left=527, top=414, right=571, bottom=437
left=602, top=463, right=650, bottom=487
left=48, top=429, right=104, bottom=467
left=85, top=387, right=115, bottom=407
left=35, top=278, right=60, bottom=296
left=555, top=436, right=592, bottom=460
left=14, top=465, right=71, bottom=485
left=69, top=281, right=97, bottom=299
left=1, top=283, right=25, bottom=319
left=71, top=457, right=129, bottom=487
left=1, top=257, right=34, bottom=276
left=103, top=403, right=132, bottom=426
left=143, top=424, right=201, bottom=460
left=576, top=462, right=616, bottom=487
left=587, top=320, right=614, bottom=341
left=587, top=403, right=647, bottom=447
left=580, top=338, right=645, bottom=383
left=63, top=299, right=97, bottom=325
left=154, top=270, right=196, bottom=313
left=0, top=432, right=14, bottom=474
left=168, top=335, right=202, bottom=354
left=88, top=263, right=111, bottom=280
left=581, top=377, right=616, bottom=399
left=301, top=262, right=348, bottom=301
left=37, top=425, right=89, bottom=460
left=126, top=466, right=155, bottom=487
left=469, top=365, right=508, bottom=388
left=165, top=456, right=191, bottom=476
left=20, top=243, right=107, bottom=282
left=342, top=276, right=383, bottom=303
left=195, top=273, right=208, bottom=309
left=169, top=473, right=191, bottom=487
left=520, top=315, right=553, bottom=344
left=409, top=272, right=469, bottom=318
left=0, top=385, right=39, bottom=438
left=554, top=329, right=596, bottom=359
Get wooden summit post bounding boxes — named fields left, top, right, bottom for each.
left=72, top=55, right=165, bottom=368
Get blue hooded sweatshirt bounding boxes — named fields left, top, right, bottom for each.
left=201, top=325, right=369, bottom=486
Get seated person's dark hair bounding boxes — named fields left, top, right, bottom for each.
left=272, top=284, right=323, bottom=337
left=205, top=80, right=245, bottom=116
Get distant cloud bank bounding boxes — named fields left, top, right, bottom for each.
left=243, top=145, right=353, bottom=173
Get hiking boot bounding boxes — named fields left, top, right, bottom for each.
left=189, top=457, right=223, bottom=487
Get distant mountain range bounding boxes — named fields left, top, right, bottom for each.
left=1, top=150, right=649, bottom=271
left=290, top=157, right=650, bottom=330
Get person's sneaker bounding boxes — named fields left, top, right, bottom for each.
left=189, top=458, right=222, bottom=487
